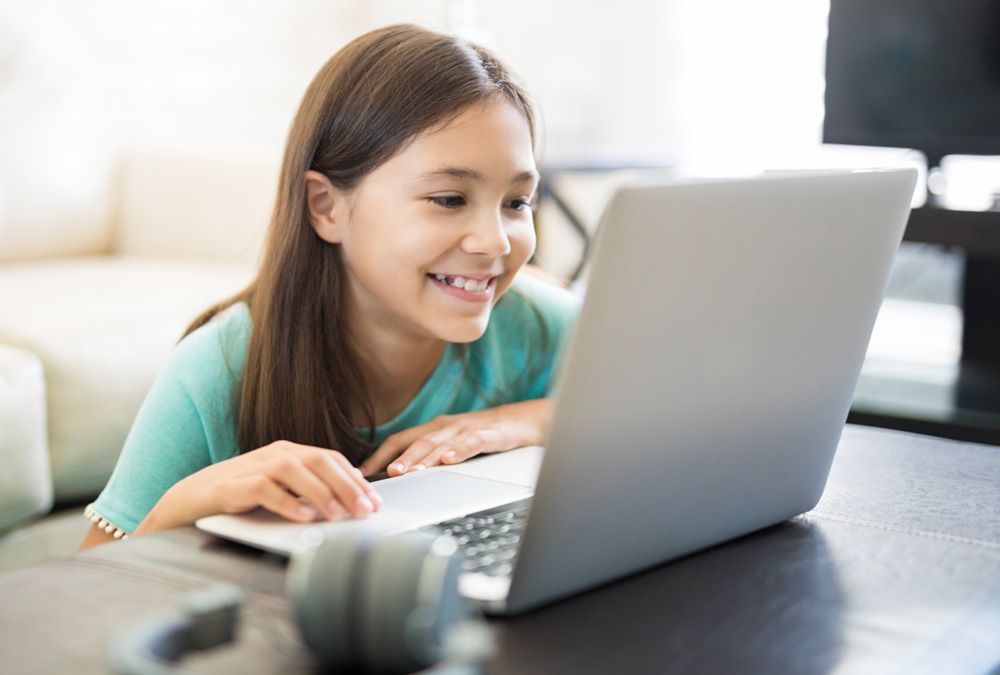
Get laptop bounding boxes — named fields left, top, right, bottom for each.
left=197, top=168, right=918, bottom=615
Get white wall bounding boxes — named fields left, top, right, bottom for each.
left=671, top=0, right=830, bottom=173
left=0, top=0, right=830, bottom=164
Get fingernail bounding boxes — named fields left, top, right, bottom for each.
left=369, top=491, right=383, bottom=508
left=410, top=464, right=426, bottom=472
left=297, top=504, right=315, bottom=520
left=442, top=451, right=456, bottom=462
left=389, top=463, right=404, bottom=475
left=327, top=501, right=346, bottom=520
left=356, top=496, right=374, bottom=516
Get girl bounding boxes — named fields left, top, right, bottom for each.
left=80, top=24, right=579, bottom=548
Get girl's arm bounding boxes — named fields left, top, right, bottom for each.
left=80, top=523, right=119, bottom=548
left=359, top=398, right=554, bottom=477
left=78, top=441, right=383, bottom=550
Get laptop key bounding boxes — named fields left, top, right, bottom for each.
left=419, top=498, right=532, bottom=579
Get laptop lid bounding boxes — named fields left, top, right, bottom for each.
left=501, top=168, right=917, bottom=613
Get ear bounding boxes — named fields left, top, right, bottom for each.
left=304, top=170, right=345, bottom=244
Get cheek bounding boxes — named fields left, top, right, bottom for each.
left=494, top=222, right=536, bottom=303
left=352, top=217, right=441, bottom=270
left=508, top=219, right=537, bottom=265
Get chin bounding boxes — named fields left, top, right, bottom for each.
left=435, top=315, right=491, bottom=344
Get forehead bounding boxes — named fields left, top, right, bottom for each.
left=376, top=99, right=537, bottom=180
left=426, top=97, right=534, bottom=146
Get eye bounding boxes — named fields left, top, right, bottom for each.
left=428, top=195, right=466, bottom=209
left=504, top=198, right=537, bottom=212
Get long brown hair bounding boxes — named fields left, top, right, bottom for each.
left=185, top=24, right=538, bottom=465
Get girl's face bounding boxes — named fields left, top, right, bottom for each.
left=317, top=99, right=538, bottom=346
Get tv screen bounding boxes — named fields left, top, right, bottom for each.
left=824, top=0, right=1000, bottom=162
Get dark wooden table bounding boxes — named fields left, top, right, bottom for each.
left=1, top=425, right=998, bottom=674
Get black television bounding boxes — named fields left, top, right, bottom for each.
left=823, top=0, right=1000, bottom=166
left=825, top=0, right=1000, bottom=431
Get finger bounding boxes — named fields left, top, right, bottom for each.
left=407, top=434, right=467, bottom=471
left=232, top=476, right=318, bottom=523
left=360, top=417, right=452, bottom=476
left=388, top=428, right=463, bottom=476
left=388, top=436, right=437, bottom=476
left=277, top=443, right=382, bottom=515
left=263, top=453, right=342, bottom=520
left=302, top=450, right=381, bottom=518
left=427, top=429, right=505, bottom=469
left=359, top=431, right=413, bottom=476
left=325, top=451, right=384, bottom=509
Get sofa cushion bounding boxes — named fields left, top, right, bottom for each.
left=0, top=344, right=51, bottom=530
left=115, top=147, right=277, bottom=264
left=0, top=36, right=119, bottom=262
left=0, top=256, right=254, bottom=503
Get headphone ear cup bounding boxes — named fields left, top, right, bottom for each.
left=359, top=532, right=449, bottom=673
left=287, top=528, right=378, bottom=670
left=289, top=529, right=468, bottom=674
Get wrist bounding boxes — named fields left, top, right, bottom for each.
left=512, top=397, right=554, bottom=446
left=133, top=479, right=202, bottom=536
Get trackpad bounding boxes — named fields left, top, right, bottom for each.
left=374, top=471, right=530, bottom=514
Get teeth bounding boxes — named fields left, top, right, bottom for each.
left=433, top=274, right=489, bottom=292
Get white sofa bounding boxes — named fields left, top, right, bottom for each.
left=0, top=145, right=276, bottom=534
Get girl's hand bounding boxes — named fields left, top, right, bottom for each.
left=134, top=441, right=383, bottom=535
left=359, top=399, right=554, bottom=477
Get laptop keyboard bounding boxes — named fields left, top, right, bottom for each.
left=419, top=497, right=532, bottom=578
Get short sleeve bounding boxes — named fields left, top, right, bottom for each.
left=87, top=305, right=249, bottom=534
left=512, top=273, right=581, bottom=396
left=466, top=272, right=581, bottom=405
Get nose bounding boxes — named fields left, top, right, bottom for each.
left=462, top=208, right=512, bottom=258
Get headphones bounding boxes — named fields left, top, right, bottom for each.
left=110, top=530, right=492, bottom=674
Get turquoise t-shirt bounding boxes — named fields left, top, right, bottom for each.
left=89, top=274, right=579, bottom=535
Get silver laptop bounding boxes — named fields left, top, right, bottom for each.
left=197, top=168, right=918, bottom=615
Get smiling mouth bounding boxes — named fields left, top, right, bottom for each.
left=430, top=274, right=493, bottom=292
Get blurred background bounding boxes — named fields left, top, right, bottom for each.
left=0, top=0, right=827, bottom=170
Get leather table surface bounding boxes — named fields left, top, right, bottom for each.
left=1, top=425, right=998, bottom=674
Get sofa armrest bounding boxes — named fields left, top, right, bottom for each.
left=0, top=257, right=255, bottom=505
left=0, top=344, right=52, bottom=531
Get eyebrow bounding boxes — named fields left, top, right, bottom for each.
left=417, top=167, right=539, bottom=184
